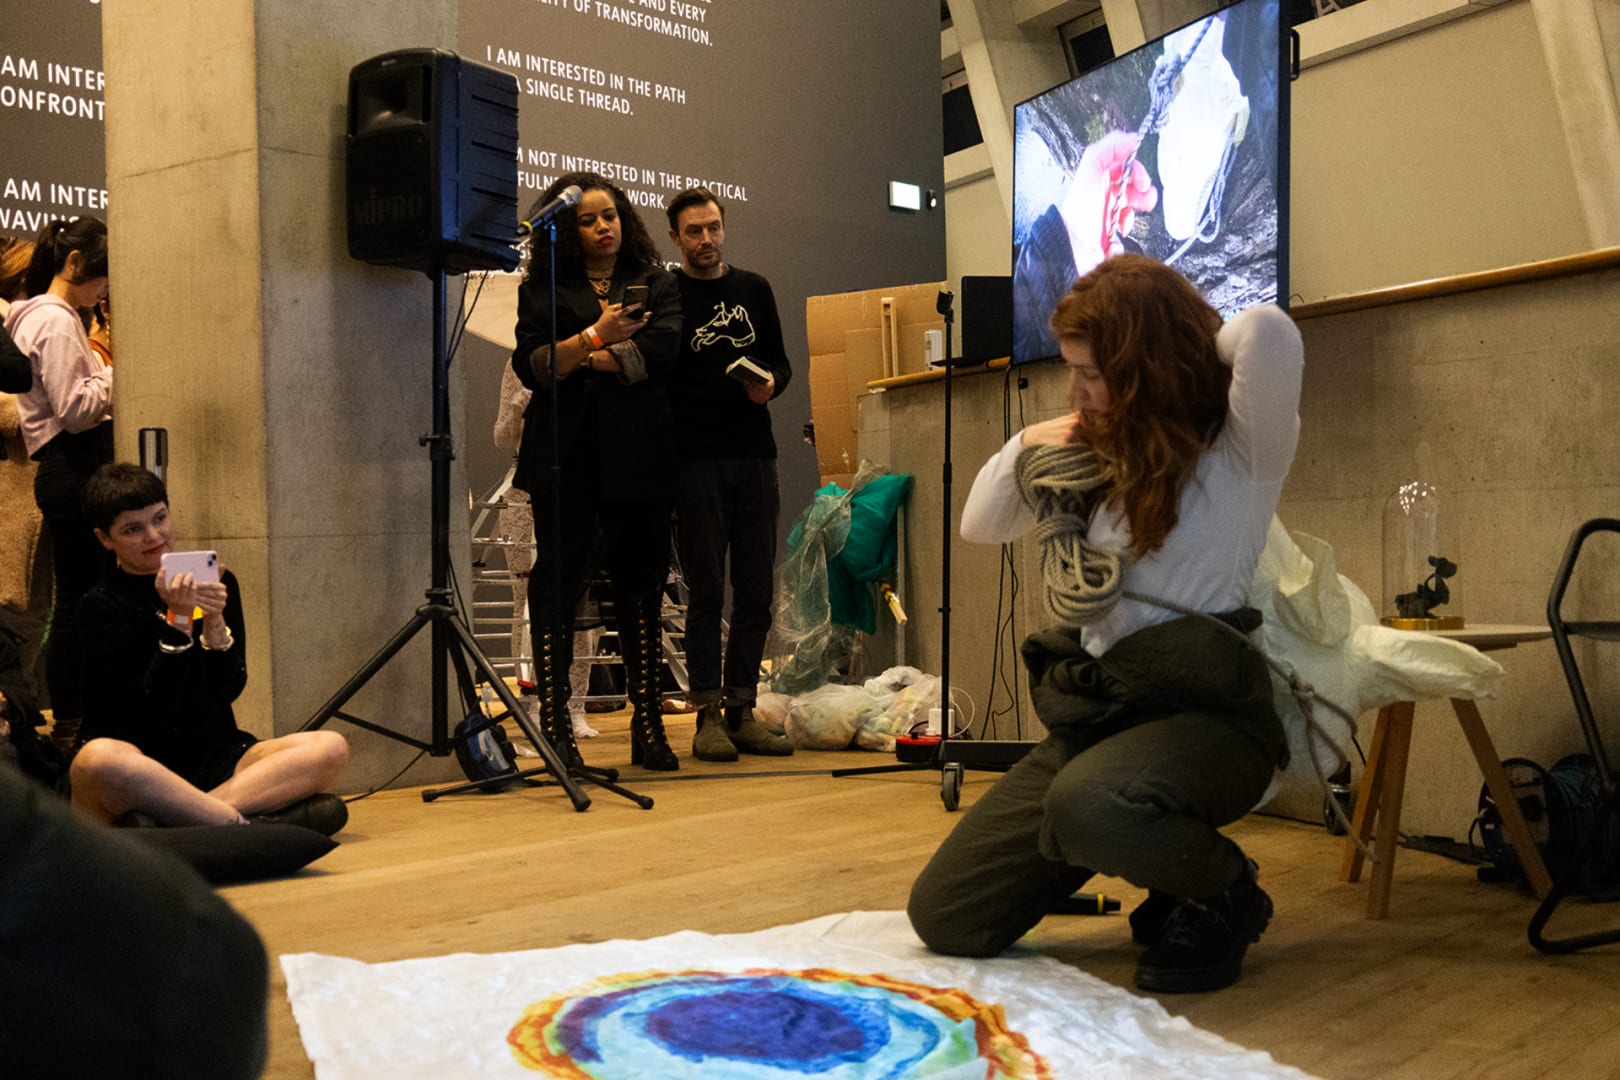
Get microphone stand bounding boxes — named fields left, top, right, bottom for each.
left=830, top=291, right=960, bottom=786
left=427, top=218, right=651, bottom=807
left=831, top=290, right=1033, bottom=809
left=303, top=262, right=602, bottom=811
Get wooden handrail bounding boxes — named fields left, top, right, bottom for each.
left=864, top=246, right=1620, bottom=390
left=1289, top=246, right=1620, bottom=320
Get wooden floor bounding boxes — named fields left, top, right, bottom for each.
left=229, top=711, right=1620, bottom=1080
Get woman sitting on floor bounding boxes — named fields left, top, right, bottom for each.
left=69, top=463, right=350, bottom=835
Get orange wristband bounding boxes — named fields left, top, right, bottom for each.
left=583, top=325, right=605, bottom=351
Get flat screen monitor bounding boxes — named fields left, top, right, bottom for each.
left=1010, top=0, right=1289, bottom=364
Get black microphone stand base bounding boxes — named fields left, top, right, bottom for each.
left=832, top=740, right=1035, bottom=811
left=422, top=758, right=654, bottom=810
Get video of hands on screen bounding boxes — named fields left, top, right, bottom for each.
left=1011, top=0, right=1285, bottom=364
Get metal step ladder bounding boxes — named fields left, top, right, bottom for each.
left=468, top=466, right=699, bottom=704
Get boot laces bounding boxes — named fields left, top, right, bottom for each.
left=1159, top=897, right=1233, bottom=950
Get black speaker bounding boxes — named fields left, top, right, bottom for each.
left=961, top=275, right=1013, bottom=364
left=346, top=49, right=521, bottom=274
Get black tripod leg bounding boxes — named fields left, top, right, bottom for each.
left=449, top=612, right=654, bottom=809
left=422, top=762, right=551, bottom=801
left=298, top=607, right=438, bottom=752
left=831, top=762, right=935, bottom=778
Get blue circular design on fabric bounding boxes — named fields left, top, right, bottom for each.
left=646, top=986, right=879, bottom=1061
left=521, top=971, right=1010, bottom=1078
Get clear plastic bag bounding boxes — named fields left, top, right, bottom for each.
left=783, top=683, right=888, bottom=750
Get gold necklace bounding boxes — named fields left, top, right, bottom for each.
left=588, top=276, right=611, bottom=298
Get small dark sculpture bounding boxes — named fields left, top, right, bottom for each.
left=1395, top=555, right=1457, bottom=618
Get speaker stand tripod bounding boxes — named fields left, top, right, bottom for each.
left=300, top=267, right=651, bottom=810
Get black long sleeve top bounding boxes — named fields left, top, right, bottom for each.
left=511, top=259, right=682, bottom=499
left=78, top=567, right=250, bottom=777
left=668, top=266, right=791, bottom=461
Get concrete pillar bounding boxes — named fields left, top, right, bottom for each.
left=101, top=0, right=471, bottom=789
left=947, top=0, right=1071, bottom=218
left=1100, top=0, right=1217, bottom=52
left=1098, top=0, right=1148, bottom=52
left=1531, top=0, right=1620, bottom=247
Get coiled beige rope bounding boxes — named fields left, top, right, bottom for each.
left=1016, top=442, right=1122, bottom=627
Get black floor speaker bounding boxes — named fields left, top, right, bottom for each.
left=346, top=49, right=520, bottom=274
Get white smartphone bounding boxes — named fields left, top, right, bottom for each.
left=160, top=550, right=220, bottom=585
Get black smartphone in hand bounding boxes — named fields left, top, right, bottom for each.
left=622, top=284, right=649, bottom=311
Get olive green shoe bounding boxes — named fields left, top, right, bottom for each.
left=691, top=703, right=739, bottom=762
left=729, top=712, right=794, bottom=756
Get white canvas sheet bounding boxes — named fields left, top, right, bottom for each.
left=282, top=910, right=1317, bottom=1079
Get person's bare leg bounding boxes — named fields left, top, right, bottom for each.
left=209, top=731, right=348, bottom=815
left=69, top=739, right=245, bottom=826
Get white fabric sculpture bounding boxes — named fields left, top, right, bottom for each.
left=1248, top=517, right=1503, bottom=806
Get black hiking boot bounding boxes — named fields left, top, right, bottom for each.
left=1129, top=889, right=1179, bottom=946
left=1134, top=861, right=1272, bottom=993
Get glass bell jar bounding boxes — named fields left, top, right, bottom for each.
left=1381, top=481, right=1464, bottom=629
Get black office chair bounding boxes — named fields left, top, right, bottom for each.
left=1529, top=518, right=1620, bottom=954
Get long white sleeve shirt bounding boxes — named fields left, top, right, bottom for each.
left=5, top=293, right=112, bottom=457
left=961, top=303, right=1304, bottom=656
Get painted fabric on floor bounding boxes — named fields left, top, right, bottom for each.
left=282, top=910, right=1317, bottom=1080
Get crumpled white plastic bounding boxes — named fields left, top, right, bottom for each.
left=783, top=683, right=890, bottom=750
left=1248, top=517, right=1503, bottom=806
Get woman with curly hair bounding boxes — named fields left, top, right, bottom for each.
left=510, top=172, right=681, bottom=773
left=908, top=254, right=1304, bottom=994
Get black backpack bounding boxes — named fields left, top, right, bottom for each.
left=452, top=688, right=518, bottom=791
left=1475, top=754, right=1620, bottom=894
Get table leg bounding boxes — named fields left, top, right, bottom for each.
left=1340, top=704, right=1394, bottom=884
left=1365, top=700, right=1415, bottom=919
left=1450, top=697, right=1554, bottom=899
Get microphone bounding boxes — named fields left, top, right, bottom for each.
left=517, top=184, right=583, bottom=237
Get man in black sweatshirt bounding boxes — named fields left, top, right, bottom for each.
left=666, top=188, right=794, bottom=762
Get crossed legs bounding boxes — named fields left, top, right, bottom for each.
left=70, top=731, right=348, bottom=827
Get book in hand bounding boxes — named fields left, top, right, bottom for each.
left=725, top=357, right=772, bottom=387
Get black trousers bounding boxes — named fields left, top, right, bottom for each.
left=32, top=426, right=113, bottom=722
left=527, top=473, right=672, bottom=696
left=675, top=458, right=779, bottom=707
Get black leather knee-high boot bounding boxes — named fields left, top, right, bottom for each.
left=620, top=589, right=678, bottom=771
left=535, top=624, right=584, bottom=773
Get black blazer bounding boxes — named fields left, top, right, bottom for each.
left=511, top=261, right=681, bottom=500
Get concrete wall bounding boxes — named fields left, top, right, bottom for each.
left=943, top=145, right=1011, bottom=304
left=103, top=0, right=470, bottom=790
left=1289, top=1, right=1591, bottom=301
